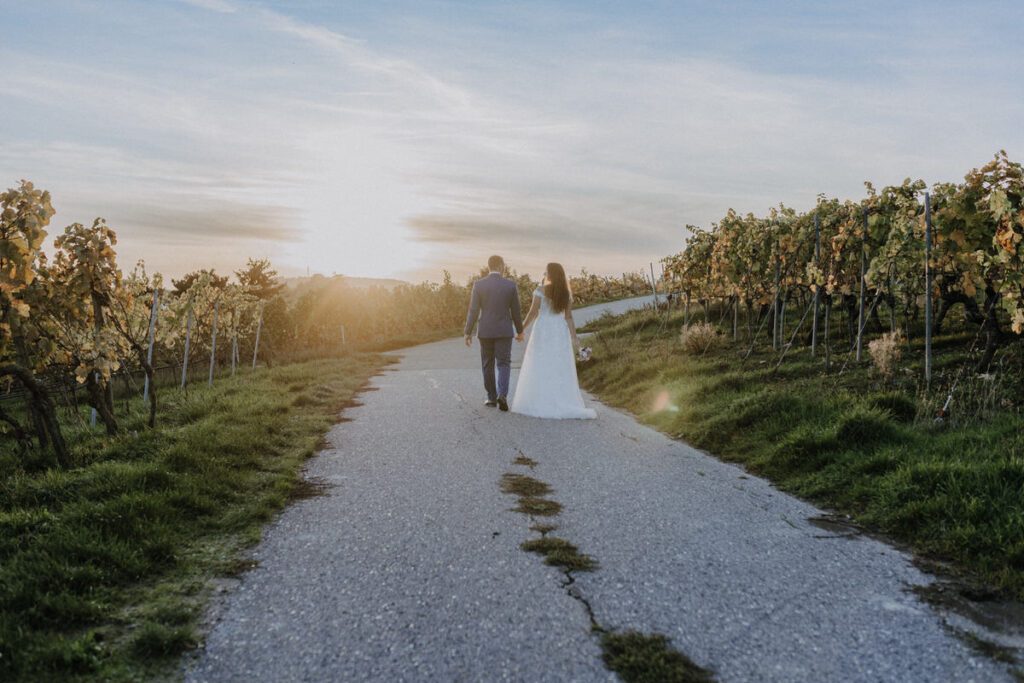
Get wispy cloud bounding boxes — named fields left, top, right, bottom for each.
left=1, top=1, right=1021, bottom=282
left=178, top=0, right=236, bottom=14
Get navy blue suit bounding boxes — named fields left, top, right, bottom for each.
left=464, top=273, right=524, bottom=400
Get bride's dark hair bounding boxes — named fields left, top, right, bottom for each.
left=544, top=262, right=571, bottom=314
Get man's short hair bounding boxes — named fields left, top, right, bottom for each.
left=487, top=255, right=505, bottom=272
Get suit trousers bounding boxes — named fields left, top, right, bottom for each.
left=479, top=337, right=512, bottom=400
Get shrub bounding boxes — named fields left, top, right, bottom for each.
left=679, top=322, right=720, bottom=354
left=868, top=332, right=904, bottom=380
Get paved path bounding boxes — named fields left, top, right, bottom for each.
left=186, top=296, right=1010, bottom=682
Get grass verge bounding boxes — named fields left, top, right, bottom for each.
left=578, top=306, right=1024, bottom=598
left=0, top=354, right=387, bottom=682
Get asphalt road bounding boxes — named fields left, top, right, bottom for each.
left=186, top=295, right=1010, bottom=682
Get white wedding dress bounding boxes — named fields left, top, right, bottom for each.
left=511, top=288, right=597, bottom=419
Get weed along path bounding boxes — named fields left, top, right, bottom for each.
left=186, top=296, right=1012, bottom=682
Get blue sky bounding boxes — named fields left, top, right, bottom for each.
left=2, top=1, right=1022, bottom=281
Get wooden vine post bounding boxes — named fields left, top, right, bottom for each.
left=924, top=191, right=933, bottom=388
left=811, top=212, right=821, bottom=357
left=649, top=262, right=659, bottom=306
left=208, top=301, right=219, bottom=386
left=181, top=308, right=193, bottom=389
left=773, top=250, right=781, bottom=351
left=251, top=307, right=264, bottom=369
left=142, top=288, right=159, bottom=403
left=856, top=207, right=867, bottom=361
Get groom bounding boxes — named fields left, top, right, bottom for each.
left=464, top=255, right=524, bottom=411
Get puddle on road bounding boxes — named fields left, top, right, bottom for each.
left=912, top=577, right=1024, bottom=666
left=807, top=513, right=863, bottom=540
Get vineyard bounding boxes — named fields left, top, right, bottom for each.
left=0, top=180, right=653, bottom=467
left=574, top=152, right=1024, bottom=600
left=661, top=151, right=1024, bottom=388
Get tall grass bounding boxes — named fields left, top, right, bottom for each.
left=0, top=354, right=386, bottom=681
left=579, top=307, right=1024, bottom=597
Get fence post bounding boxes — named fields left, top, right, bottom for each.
left=811, top=212, right=821, bottom=356
left=181, top=308, right=193, bottom=389
left=231, top=335, right=238, bottom=376
left=209, top=301, right=219, bottom=386
left=924, top=192, right=933, bottom=388
left=142, top=288, right=159, bottom=403
left=252, top=311, right=264, bottom=369
left=856, top=207, right=867, bottom=361
left=684, top=291, right=690, bottom=326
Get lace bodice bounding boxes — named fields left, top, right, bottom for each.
left=533, top=287, right=558, bottom=316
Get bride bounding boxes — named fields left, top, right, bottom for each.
left=511, top=263, right=597, bottom=420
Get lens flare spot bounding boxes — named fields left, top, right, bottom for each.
left=652, top=389, right=678, bottom=413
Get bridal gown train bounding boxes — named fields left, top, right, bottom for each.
left=511, top=288, right=597, bottom=419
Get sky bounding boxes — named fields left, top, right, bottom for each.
left=1, top=1, right=1022, bottom=283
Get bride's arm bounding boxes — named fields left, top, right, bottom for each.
left=564, top=304, right=580, bottom=353
left=522, top=295, right=541, bottom=329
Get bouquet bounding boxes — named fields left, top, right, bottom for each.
left=577, top=346, right=593, bottom=362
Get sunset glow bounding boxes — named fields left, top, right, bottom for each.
left=3, top=1, right=1022, bottom=282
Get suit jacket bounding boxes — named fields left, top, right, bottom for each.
left=464, top=273, right=524, bottom=339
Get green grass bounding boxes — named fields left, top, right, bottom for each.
left=0, top=354, right=387, bottom=682
left=600, top=631, right=714, bottom=683
left=579, top=306, right=1024, bottom=598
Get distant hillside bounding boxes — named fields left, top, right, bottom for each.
left=283, top=275, right=408, bottom=291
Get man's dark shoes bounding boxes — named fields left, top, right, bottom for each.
left=485, top=399, right=498, bottom=408
left=497, top=396, right=509, bottom=412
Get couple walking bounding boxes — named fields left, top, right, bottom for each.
left=463, top=255, right=596, bottom=420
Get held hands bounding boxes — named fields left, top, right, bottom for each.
left=515, top=333, right=524, bottom=343
left=464, top=335, right=473, bottom=347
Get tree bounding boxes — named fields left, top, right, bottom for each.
left=172, top=269, right=228, bottom=296
left=236, top=258, right=284, bottom=300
